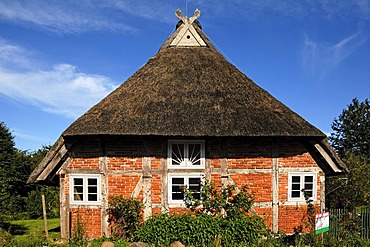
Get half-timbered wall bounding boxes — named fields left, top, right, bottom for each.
left=58, top=136, right=324, bottom=239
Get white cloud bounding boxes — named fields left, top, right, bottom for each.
left=302, top=31, right=367, bottom=76
left=0, top=39, right=34, bottom=69
left=0, top=40, right=117, bottom=119
left=0, top=1, right=134, bottom=34
left=1, top=0, right=369, bottom=35
left=196, top=0, right=370, bottom=22
left=12, top=128, right=48, bottom=143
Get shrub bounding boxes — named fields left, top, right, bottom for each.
left=135, top=180, right=267, bottom=246
left=25, top=186, right=60, bottom=219
left=183, top=180, right=254, bottom=219
left=135, top=212, right=267, bottom=247
left=107, top=196, right=143, bottom=241
left=0, top=228, right=16, bottom=246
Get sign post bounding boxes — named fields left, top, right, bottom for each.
left=315, top=212, right=330, bottom=234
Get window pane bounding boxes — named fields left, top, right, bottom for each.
left=88, top=178, right=97, bottom=185
left=305, top=176, right=313, bottom=183
left=192, top=191, right=201, bottom=200
left=172, top=177, right=184, bottom=185
left=172, top=185, right=183, bottom=193
left=189, top=177, right=201, bottom=200
left=88, top=186, right=97, bottom=194
left=188, top=178, right=201, bottom=190
left=292, top=184, right=300, bottom=190
left=188, top=144, right=201, bottom=166
left=74, top=178, right=83, bottom=185
left=172, top=192, right=184, bottom=200
left=172, top=177, right=184, bottom=200
left=74, top=193, right=83, bottom=201
left=74, top=186, right=83, bottom=194
left=305, top=191, right=313, bottom=197
left=292, top=176, right=300, bottom=183
left=172, top=144, right=184, bottom=166
left=88, top=194, right=97, bottom=201
left=73, top=178, right=84, bottom=201
left=291, top=191, right=300, bottom=198
left=304, top=184, right=313, bottom=190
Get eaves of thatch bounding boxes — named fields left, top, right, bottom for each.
left=27, top=9, right=347, bottom=184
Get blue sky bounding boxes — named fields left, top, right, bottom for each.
left=0, top=0, right=369, bottom=151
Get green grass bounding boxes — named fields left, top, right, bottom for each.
left=9, top=218, right=60, bottom=241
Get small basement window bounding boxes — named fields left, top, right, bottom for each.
left=168, top=174, right=203, bottom=204
left=288, top=173, right=317, bottom=201
left=70, top=174, right=101, bottom=205
left=168, top=140, right=205, bottom=168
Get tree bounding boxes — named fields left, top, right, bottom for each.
left=329, top=97, right=370, bottom=158
left=327, top=97, right=370, bottom=208
left=326, top=153, right=369, bottom=208
left=0, top=122, right=19, bottom=213
left=0, top=122, right=59, bottom=218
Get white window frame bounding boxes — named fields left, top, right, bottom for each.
left=168, top=140, right=205, bottom=169
left=168, top=174, right=204, bottom=204
left=69, top=174, right=101, bottom=205
left=288, top=172, right=317, bottom=202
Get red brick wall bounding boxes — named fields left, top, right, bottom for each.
left=108, top=174, right=141, bottom=197
left=70, top=208, right=101, bottom=239
left=62, top=136, right=323, bottom=237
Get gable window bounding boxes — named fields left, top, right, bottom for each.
left=168, top=174, right=203, bottom=203
left=288, top=173, right=316, bottom=201
left=70, top=174, right=101, bottom=205
left=168, top=140, right=205, bottom=168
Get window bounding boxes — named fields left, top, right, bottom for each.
left=288, top=173, right=316, bottom=201
left=70, top=174, right=101, bottom=205
left=168, top=140, right=205, bottom=168
left=168, top=174, right=203, bottom=203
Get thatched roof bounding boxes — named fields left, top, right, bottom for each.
left=28, top=11, right=347, bottom=184
left=63, top=22, right=324, bottom=138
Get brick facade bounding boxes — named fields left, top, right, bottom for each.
left=60, top=136, right=324, bottom=238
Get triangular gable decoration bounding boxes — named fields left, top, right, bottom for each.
left=170, top=8, right=207, bottom=47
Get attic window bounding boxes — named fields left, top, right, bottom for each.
left=168, top=140, right=205, bottom=168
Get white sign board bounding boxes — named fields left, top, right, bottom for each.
left=315, top=212, right=330, bottom=234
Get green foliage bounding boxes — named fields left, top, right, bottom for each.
left=328, top=97, right=370, bottom=209
left=135, top=212, right=267, bottom=247
left=0, top=121, right=58, bottom=218
left=107, top=196, right=143, bottom=241
left=0, top=122, right=24, bottom=214
left=326, top=153, right=370, bottom=208
left=25, top=185, right=60, bottom=219
left=291, top=190, right=318, bottom=246
left=70, top=212, right=87, bottom=246
left=183, top=180, right=254, bottom=219
left=330, top=97, right=370, bottom=158
left=136, top=181, right=266, bottom=246
left=12, top=230, right=48, bottom=247
left=0, top=228, right=17, bottom=247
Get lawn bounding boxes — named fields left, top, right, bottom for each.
left=9, top=218, right=60, bottom=242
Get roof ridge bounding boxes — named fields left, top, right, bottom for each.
left=158, top=9, right=217, bottom=52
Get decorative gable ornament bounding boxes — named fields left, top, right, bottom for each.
left=170, top=9, right=207, bottom=47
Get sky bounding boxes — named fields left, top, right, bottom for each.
left=0, top=0, right=369, bottom=151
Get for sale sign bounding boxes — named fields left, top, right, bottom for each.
left=315, top=212, right=330, bottom=234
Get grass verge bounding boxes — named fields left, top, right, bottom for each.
left=9, top=218, right=60, bottom=241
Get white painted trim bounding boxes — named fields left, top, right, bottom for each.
left=168, top=173, right=204, bottom=204
left=168, top=140, right=205, bottom=169
left=69, top=174, right=101, bottom=206
left=288, top=172, right=317, bottom=202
